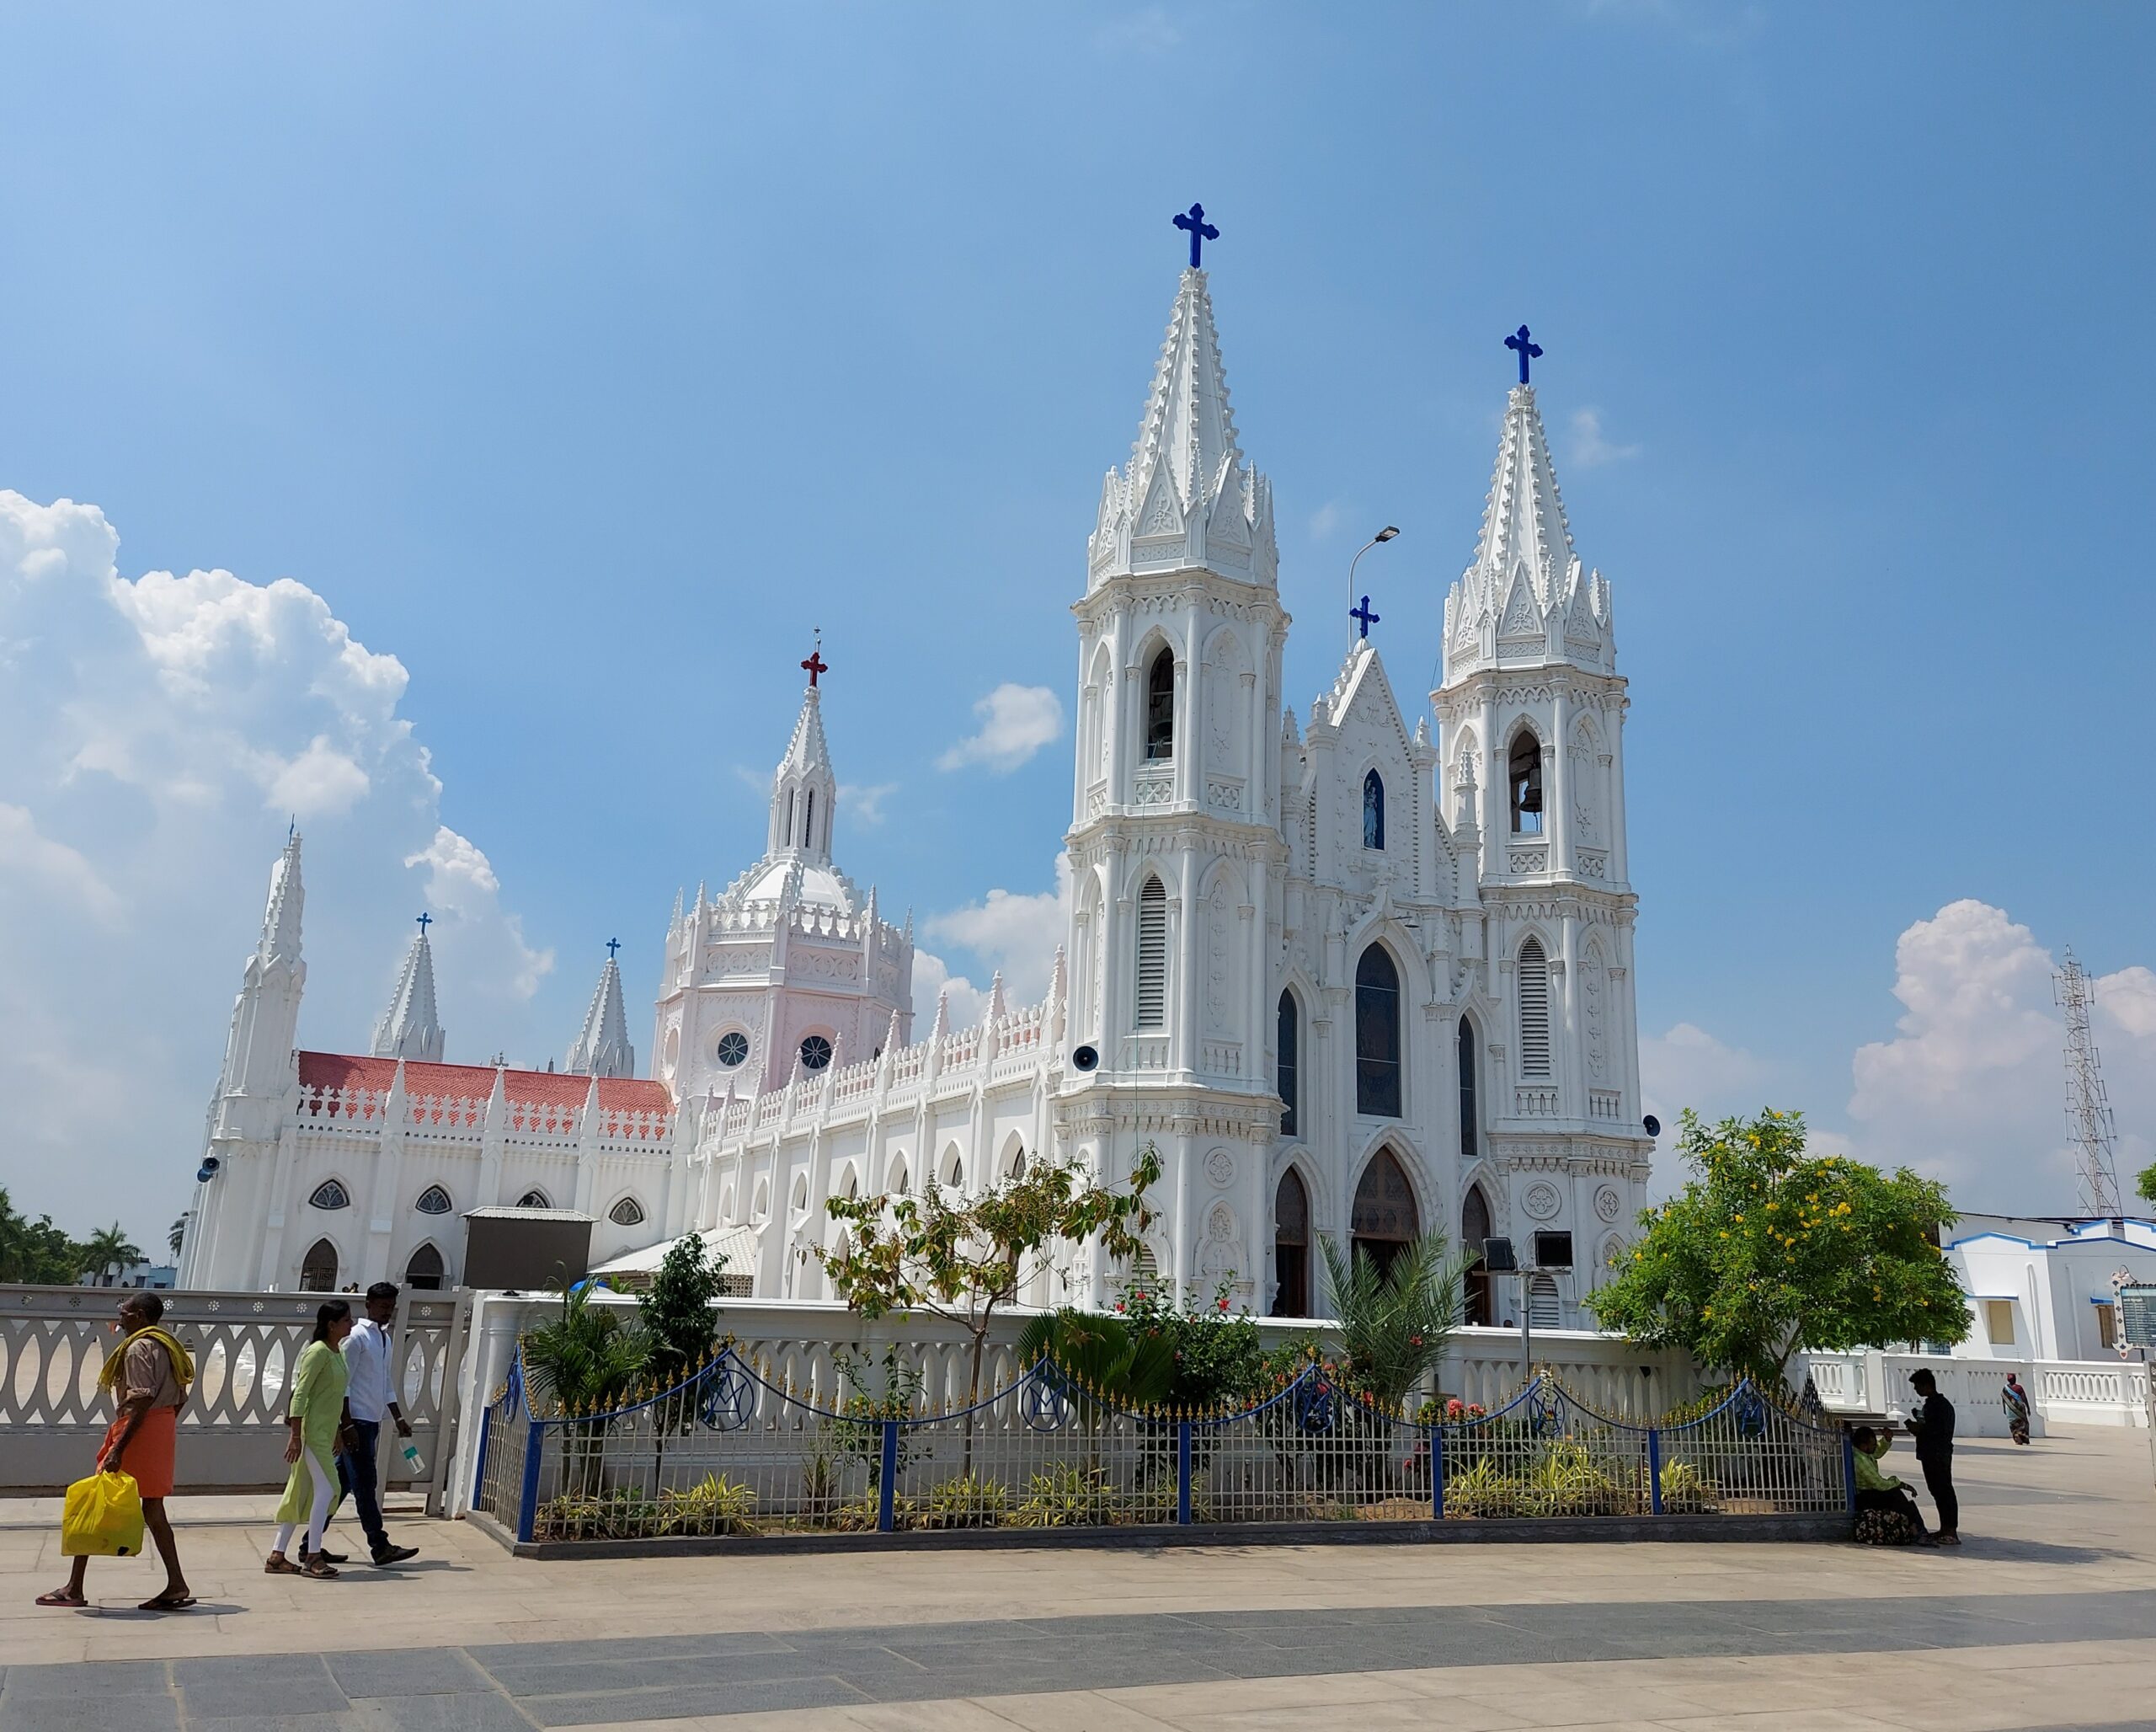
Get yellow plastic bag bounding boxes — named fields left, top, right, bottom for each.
left=61, top=1468, right=145, bottom=1558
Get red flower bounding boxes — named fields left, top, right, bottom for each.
left=1113, top=1302, right=1125, bottom=1312
left=1217, top=1298, right=1230, bottom=1312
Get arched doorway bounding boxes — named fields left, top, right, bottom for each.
left=1273, top=1169, right=1310, bottom=1318
left=1351, top=1148, right=1419, bottom=1282
left=299, top=1238, right=339, bottom=1292
left=1461, top=1184, right=1492, bottom=1326
left=403, top=1243, right=446, bottom=1291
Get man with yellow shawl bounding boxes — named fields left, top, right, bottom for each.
left=36, top=1292, right=195, bottom=1611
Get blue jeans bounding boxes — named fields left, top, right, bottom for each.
left=335, top=1419, right=388, bottom=1556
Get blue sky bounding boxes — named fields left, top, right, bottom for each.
left=3, top=3, right=2153, bottom=1247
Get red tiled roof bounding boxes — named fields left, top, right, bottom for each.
left=297, top=1051, right=670, bottom=1112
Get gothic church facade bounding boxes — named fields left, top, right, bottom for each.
left=182, top=252, right=1651, bottom=1325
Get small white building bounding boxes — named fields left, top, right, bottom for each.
left=1944, top=1211, right=2156, bottom=1363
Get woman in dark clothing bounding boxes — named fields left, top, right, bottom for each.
left=1905, top=1368, right=1960, bottom=1544
left=2002, top=1372, right=2031, bottom=1446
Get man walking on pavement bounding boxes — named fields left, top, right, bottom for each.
left=335, top=1282, right=419, bottom=1567
left=1904, top=1366, right=1960, bottom=1546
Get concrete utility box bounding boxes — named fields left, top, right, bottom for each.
left=461, top=1207, right=596, bottom=1291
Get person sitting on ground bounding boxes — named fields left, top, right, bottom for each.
left=37, top=1293, right=196, bottom=1611
left=268, top=1299, right=353, bottom=1580
left=331, top=1281, right=419, bottom=1567
left=1849, top=1425, right=1929, bottom=1543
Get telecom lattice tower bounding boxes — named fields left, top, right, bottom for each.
left=2054, top=947, right=2121, bottom=1217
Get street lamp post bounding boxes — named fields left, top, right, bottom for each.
left=1347, top=527, right=1401, bottom=652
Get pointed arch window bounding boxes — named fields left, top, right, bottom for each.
left=1457, top=1016, right=1480, bottom=1162
left=1273, top=1168, right=1310, bottom=1318
left=307, top=1179, right=350, bottom=1211
left=1351, top=1147, right=1419, bottom=1282
left=803, top=789, right=815, bottom=851
left=1363, top=769, right=1385, bottom=851
left=1354, top=945, right=1401, bottom=1118
left=785, top=787, right=796, bottom=847
left=1145, top=648, right=1175, bottom=761
left=1509, top=731, right=1544, bottom=835
left=1526, top=1271, right=1562, bottom=1330
left=1134, top=876, right=1168, bottom=1030
left=515, top=1189, right=551, bottom=1210
left=414, top=1184, right=452, bottom=1216
left=1276, top=990, right=1299, bottom=1137
left=1518, top=939, right=1552, bottom=1078
left=608, top=1196, right=646, bottom=1227
left=1462, top=1184, right=1493, bottom=1326
left=404, top=1242, right=446, bottom=1291
left=299, top=1238, right=339, bottom=1292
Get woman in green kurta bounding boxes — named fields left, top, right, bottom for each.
left=268, top=1299, right=352, bottom=1580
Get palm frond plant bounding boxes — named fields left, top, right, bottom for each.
left=520, top=1282, right=653, bottom=1496
left=1315, top=1230, right=1470, bottom=1491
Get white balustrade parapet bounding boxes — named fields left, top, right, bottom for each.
left=445, top=1296, right=1703, bottom=1516
left=1801, top=1350, right=2151, bottom=1435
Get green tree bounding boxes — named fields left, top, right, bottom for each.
left=635, top=1235, right=728, bottom=1387
left=1587, top=1109, right=1969, bottom=1388
left=819, top=1146, right=1162, bottom=1415
left=0, top=1189, right=88, bottom=1284
left=82, top=1223, right=142, bottom=1286
left=520, top=1281, right=653, bottom=1416
left=168, top=1216, right=188, bottom=1261
left=1316, top=1230, right=1469, bottom=1413
left=1114, top=1278, right=1266, bottom=1411
left=2135, top=1161, right=2156, bottom=1208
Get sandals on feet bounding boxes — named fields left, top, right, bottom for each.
left=302, top=1558, right=339, bottom=1580
left=35, top=1589, right=87, bottom=1607
left=264, top=1555, right=302, bottom=1575
left=139, top=1590, right=197, bottom=1612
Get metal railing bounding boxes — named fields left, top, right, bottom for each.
left=473, top=1350, right=1849, bottom=1544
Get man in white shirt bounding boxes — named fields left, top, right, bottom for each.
left=334, top=1282, right=419, bottom=1566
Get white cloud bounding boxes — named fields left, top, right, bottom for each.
left=1095, top=6, right=1181, bottom=55
left=1845, top=901, right=2156, bottom=1211
left=0, top=488, right=553, bottom=1247
left=937, top=683, right=1064, bottom=774
left=1308, top=501, right=1342, bottom=541
left=840, top=782, right=898, bottom=827
left=911, top=949, right=992, bottom=1031
left=924, top=856, right=1071, bottom=1004
left=1566, top=408, right=1642, bottom=469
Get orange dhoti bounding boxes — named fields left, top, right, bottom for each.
left=101, top=1407, right=178, bottom=1499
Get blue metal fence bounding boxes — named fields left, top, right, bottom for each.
left=473, top=1348, right=1850, bottom=1543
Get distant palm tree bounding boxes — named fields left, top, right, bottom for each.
left=168, top=1216, right=188, bottom=1260
left=82, top=1223, right=143, bottom=1286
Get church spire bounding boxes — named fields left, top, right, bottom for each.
left=767, top=639, right=839, bottom=865
left=565, top=941, right=635, bottom=1079
left=1089, top=232, right=1274, bottom=589
left=1473, top=381, right=1575, bottom=609
left=371, top=915, right=446, bottom=1064
left=259, top=827, right=305, bottom=967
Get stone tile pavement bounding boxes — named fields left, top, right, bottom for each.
left=3, top=1426, right=2153, bottom=1730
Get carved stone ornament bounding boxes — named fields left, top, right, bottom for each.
left=1205, top=1200, right=1236, bottom=1242
left=1594, top=1184, right=1622, bottom=1222
left=1203, top=1147, right=1237, bottom=1189
left=1522, top=1180, right=1562, bottom=1221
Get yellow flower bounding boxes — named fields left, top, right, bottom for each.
left=1766, top=1201, right=1778, bottom=1212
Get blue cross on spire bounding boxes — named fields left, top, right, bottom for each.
left=415, top=911, right=432, bottom=934
left=1172, top=202, right=1219, bottom=270
left=1350, top=594, right=1380, bottom=639
left=606, top=937, right=621, bottom=960
left=1505, top=324, right=1544, bottom=385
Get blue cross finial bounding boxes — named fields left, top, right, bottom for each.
left=1351, top=594, right=1380, bottom=640
left=606, top=937, right=621, bottom=960
left=1172, top=203, right=1219, bottom=270
left=1505, top=324, right=1544, bottom=385
left=415, top=911, right=432, bottom=934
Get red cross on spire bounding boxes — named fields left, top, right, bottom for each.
left=801, top=630, right=829, bottom=688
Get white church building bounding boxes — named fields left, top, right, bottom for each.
left=182, top=235, right=1654, bottom=1326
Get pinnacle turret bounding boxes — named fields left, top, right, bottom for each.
left=1090, top=267, right=1275, bottom=587
left=371, top=917, right=446, bottom=1064
left=767, top=680, right=838, bottom=864
left=565, top=947, right=636, bottom=1079
left=259, top=829, right=305, bottom=966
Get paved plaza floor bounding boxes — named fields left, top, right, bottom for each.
left=3, top=1427, right=2153, bottom=1731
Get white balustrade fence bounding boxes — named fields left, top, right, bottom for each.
left=1801, top=1350, right=2152, bottom=1435
left=0, top=1285, right=473, bottom=1507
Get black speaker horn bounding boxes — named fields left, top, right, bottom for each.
left=1071, top=1045, right=1099, bottom=1072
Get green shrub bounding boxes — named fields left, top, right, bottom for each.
left=658, top=1473, right=757, bottom=1536
left=1442, top=1456, right=1519, bottom=1518
left=1011, top=1463, right=1123, bottom=1527
left=1657, top=1458, right=1717, bottom=1513
left=921, top=1473, right=1009, bottom=1529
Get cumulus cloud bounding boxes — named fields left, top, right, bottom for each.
left=937, top=684, right=1064, bottom=774
left=1846, top=900, right=2156, bottom=1211
left=1566, top=409, right=1641, bottom=469
left=911, top=949, right=993, bottom=1032
left=0, top=489, right=552, bottom=1246
left=924, top=857, right=1072, bottom=1004
left=1309, top=501, right=1342, bottom=541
